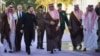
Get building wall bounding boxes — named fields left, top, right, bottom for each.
left=67, top=0, right=99, bottom=13
left=75, top=0, right=98, bottom=12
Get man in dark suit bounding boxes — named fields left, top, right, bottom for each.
left=57, top=3, right=70, bottom=51
left=15, top=4, right=25, bottom=52
left=22, top=6, right=38, bottom=55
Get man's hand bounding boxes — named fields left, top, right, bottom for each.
left=68, top=26, right=71, bottom=29
left=20, top=30, right=23, bottom=33
left=36, top=26, right=39, bottom=29
left=56, top=26, right=59, bottom=31
left=83, top=28, right=86, bottom=31
left=80, top=26, right=83, bottom=29
left=50, top=21, right=55, bottom=25
left=98, top=16, right=100, bottom=17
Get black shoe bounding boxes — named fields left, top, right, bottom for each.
left=58, top=48, right=61, bottom=51
left=53, top=49, right=56, bottom=51
left=73, top=48, right=77, bottom=51
left=4, top=49, right=7, bottom=53
left=37, top=46, right=40, bottom=49
left=27, top=51, right=31, bottom=55
left=30, top=44, right=32, bottom=46
left=15, top=49, right=20, bottom=52
left=9, top=51, right=14, bottom=53
left=47, top=50, right=49, bottom=51
left=40, top=47, right=44, bottom=49
left=79, top=44, right=82, bottom=50
left=50, top=50, right=53, bottom=54
left=83, top=48, right=86, bottom=51
left=95, top=49, right=100, bottom=52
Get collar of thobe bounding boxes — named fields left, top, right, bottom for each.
left=73, top=11, right=82, bottom=23
left=48, top=10, right=59, bottom=20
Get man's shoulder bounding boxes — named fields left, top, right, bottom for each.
left=70, top=11, right=74, bottom=14
left=36, top=12, right=45, bottom=14
left=1, top=11, right=7, bottom=17
left=23, top=12, right=28, bottom=17
left=45, top=12, right=49, bottom=15
left=62, top=10, right=66, bottom=12
left=22, top=11, right=25, bottom=14
left=60, top=10, right=67, bottom=15
left=60, top=10, right=66, bottom=13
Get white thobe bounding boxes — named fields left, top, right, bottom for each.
left=82, top=12, right=98, bottom=50
left=9, top=12, right=17, bottom=51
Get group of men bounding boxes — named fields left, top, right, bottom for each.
left=0, top=1, right=100, bottom=55
left=70, top=2, right=100, bottom=52
left=1, top=2, right=38, bottom=55
left=0, top=2, right=69, bottom=55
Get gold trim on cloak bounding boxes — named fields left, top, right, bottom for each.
left=48, top=11, right=60, bottom=20
left=7, top=17, right=10, bottom=25
left=16, top=15, right=18, bottom=25
left=73, top=11, right=82, bottom=23
left=48, top=11, right=60, bottom=26
left=15, top=12, right=18, bottom=25
left=7, top=15, right=18, bottom=26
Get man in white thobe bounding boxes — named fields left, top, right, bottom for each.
left=9, top=10, right=17, bottom=52
left=82, top=5, right=98, bottom=51
left=1, top=4, right=17, bottom=53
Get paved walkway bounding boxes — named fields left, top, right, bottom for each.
left=0, top=32, right=100, bottom=56
left=0, top=40, right=100, bottom=56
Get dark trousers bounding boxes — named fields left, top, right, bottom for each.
left=24, top=29, right=35, bottom=52
left=57, top=29, right=64, bottom=50
left=37, top=29, right=45, bottom=48
left=98, top=37, right=100, bottom=50
left=15, top=30, right=23, bottom=51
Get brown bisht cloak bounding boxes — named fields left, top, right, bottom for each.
left=1, top=11, right=11, bottom=49
left=44, top=12, right=59, bottom=51
left=69, top=11, right=83, bottom=48
left=1, top=11, right=18, bottom=49
left=0, top=13, right=2, bottom=33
